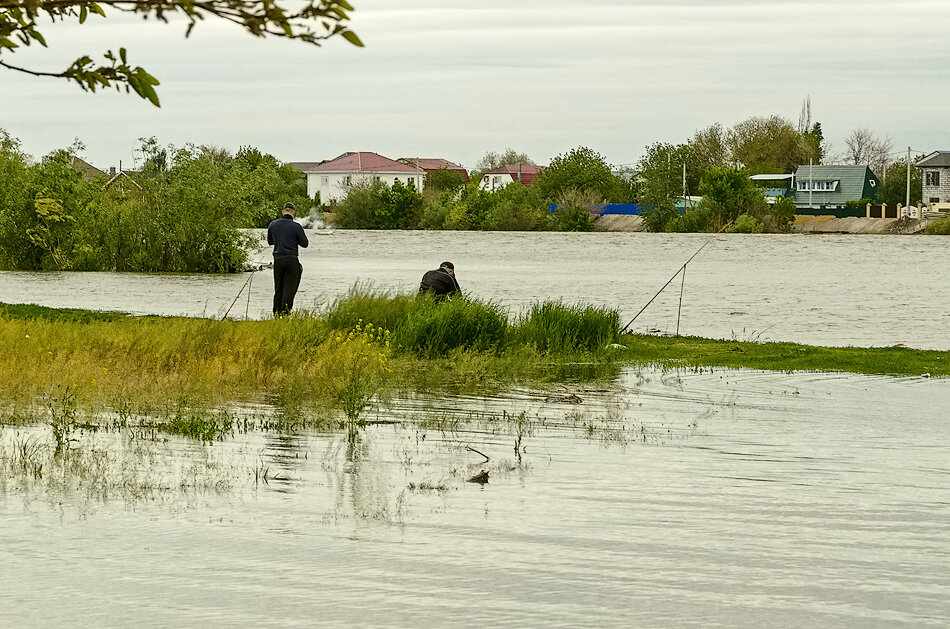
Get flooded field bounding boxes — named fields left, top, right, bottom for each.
left=3, top=367, right=949, bottom=627
left=1, top=230, right=949, bottom=349
left=3, top=232, right=950, bottom=626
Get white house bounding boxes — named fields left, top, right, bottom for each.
left=478, top=164, right=544, bottom=191
left=304, top=152, right=424, bottom=203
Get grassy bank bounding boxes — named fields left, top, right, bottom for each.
left=0, top=293, right=946, bottom=426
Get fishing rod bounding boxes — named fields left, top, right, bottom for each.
left=222, top=249, right=268, bottom=321
left=620, top=221, right=732, bottom=334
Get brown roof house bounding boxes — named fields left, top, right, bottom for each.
left=479, top=164, right=544, bottom=192
left=398, top=158, right=470, bottom=182
left=303, top=152, right=424, bottom=203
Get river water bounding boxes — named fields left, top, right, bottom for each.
left=2, top=232, right=950, bottom=627
left=0, top=230, right=948, bottom=349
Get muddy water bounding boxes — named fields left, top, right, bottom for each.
left=3, top=368, right=949, bottom=627
left=1, top=231, right=949, bottom=349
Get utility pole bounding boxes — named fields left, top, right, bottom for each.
left=809, top=159, right=813, bottom=208
left=682, top=162, right=687, bottom=206
left=906, top=146, right=911, bottom=209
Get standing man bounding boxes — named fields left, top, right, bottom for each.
left=267, top=202, right=309, bottom=316
left=419, top=261, right=460, bottom=301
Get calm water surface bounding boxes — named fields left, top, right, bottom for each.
left=2, top=232, right=949, bottom=626
left=2, top=368, right=949, bottom=627
left=1, top=231, right=948, bottom=349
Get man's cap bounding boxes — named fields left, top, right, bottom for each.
left=283, top=202, right=296, bottom=212
left=439, top=261, right=454, bottom=270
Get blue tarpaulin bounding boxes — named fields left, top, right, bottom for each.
left=548, top=203, right=650, bottom=215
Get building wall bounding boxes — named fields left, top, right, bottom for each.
left=307, top=171, right=424, bottom=203
left=479, top=173, right=515, bottom=191
left=922, top=166, right=950, bottom=204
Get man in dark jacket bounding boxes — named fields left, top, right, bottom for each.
left=419, top=261, right=460, bottom=301
left=267, top=203, right=309, bottom=315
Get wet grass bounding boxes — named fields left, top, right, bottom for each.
left=0, top=294, right=946, bottom=433
left=619, top=334, right=948, bottom=377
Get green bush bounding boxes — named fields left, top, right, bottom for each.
left=726, top=213, right=764, bottom=233
left=924, top=215, right=950, bottom=235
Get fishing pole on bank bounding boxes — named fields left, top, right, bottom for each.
left=620, top=221, right=732, bottom=335
left=221, top=249, right=268, bottom=321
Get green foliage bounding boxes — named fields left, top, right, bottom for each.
left=923, top=215, right=950, bottom=235
left=332, top=180, right=424, bottom=229
left=844, top=198, right=874, bottom=209
left=637, top=142, right=693, bottom=211
left=425, top=167, right=466, bottom=193
left=0, top=131, right=294, bottom=272
left=880, top=160, right=922, bottom=207
left=0, top=1, right=362, bottom=105
left=324, top=288, right=622, bottom=358
left=640, top=204, right=681, bottom=233
left=514, top=301, right=619, bottom=353
left=482, top=182, right=547, bottom=230
left=549, top=188, right=595, bottom=232
left=725, top=213, right=764, bottom=233
left=698, top=166, right=768, bottom=226
left=536, top=146, right=630, bottom=202
left=727, top=115, right=818, bottom=174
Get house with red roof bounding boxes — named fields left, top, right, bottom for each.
left=303, top=152, right=424, bottom=203
left=398, top=158, right=470, bottom=182
left=479, top=164, right=544, bottom=192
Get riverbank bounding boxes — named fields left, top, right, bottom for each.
left=1, top=300, right=945, bottom=426
left=593, top=214, right=940, bottom=233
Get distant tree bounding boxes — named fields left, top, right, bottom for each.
left=727, top=115, right=817, bottom=174
left=425, top=167, right=466, bottom=193
left=879, top=159, right=922, bottom=207
left=697, top=166, right=768, bottom=227
left=637, top=142, right=691, bottom=210
left=535, top=146, right=624, bottom=202
left=689, top=123, right=729, bottom=178
left=843, top=128, right=893, bottom=176
left=0, top=0, right=362, bottom=106
left=472, top=148, right=534, bottom=182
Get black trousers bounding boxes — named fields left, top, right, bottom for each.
left=273, top=257, right=303, bottom=315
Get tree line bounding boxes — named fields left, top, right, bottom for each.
left=0, top=131, right=308, bottom=272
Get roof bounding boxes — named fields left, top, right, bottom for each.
left=70, top=156, right=104, bottom=179
left=750, top=173, right=794, bottom=181
left=397, top=158, right=466, bottom=172
left=287, top=161, right=324, bottom=172
left=916, top=151, right=950, bottom=168
left=483, top=164, right=545, bottom=185
left=305, top=152, right=419, bottom=173
left=792, top=164, right=878, bottom=204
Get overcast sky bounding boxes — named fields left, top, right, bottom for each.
left=2, top=0, right=948, bottom=170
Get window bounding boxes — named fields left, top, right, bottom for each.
left=373, top=176, right=380, bottom=183
left=343, top=175, right=352, bottom=186
left=394, top=177, right=400, bottom=184
left=931, top=197, right=941, bottom=203
left=321, top=176, right=329, bottom=186
left=926, top=171, right=940, bottom=186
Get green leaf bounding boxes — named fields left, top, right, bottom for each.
left=89, top=3, right=106, bottom=18
left=120, top=47, right=127, bottom=64
left=337, top=0, right=355, bottom=10
left=79, top=5, right=88, bottom=24
left=341, top=30, right=363, bottom=47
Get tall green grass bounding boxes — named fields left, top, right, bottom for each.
left=514, top=301, right=619, bottom=353
left=324, top=288, right=618, bottom=357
